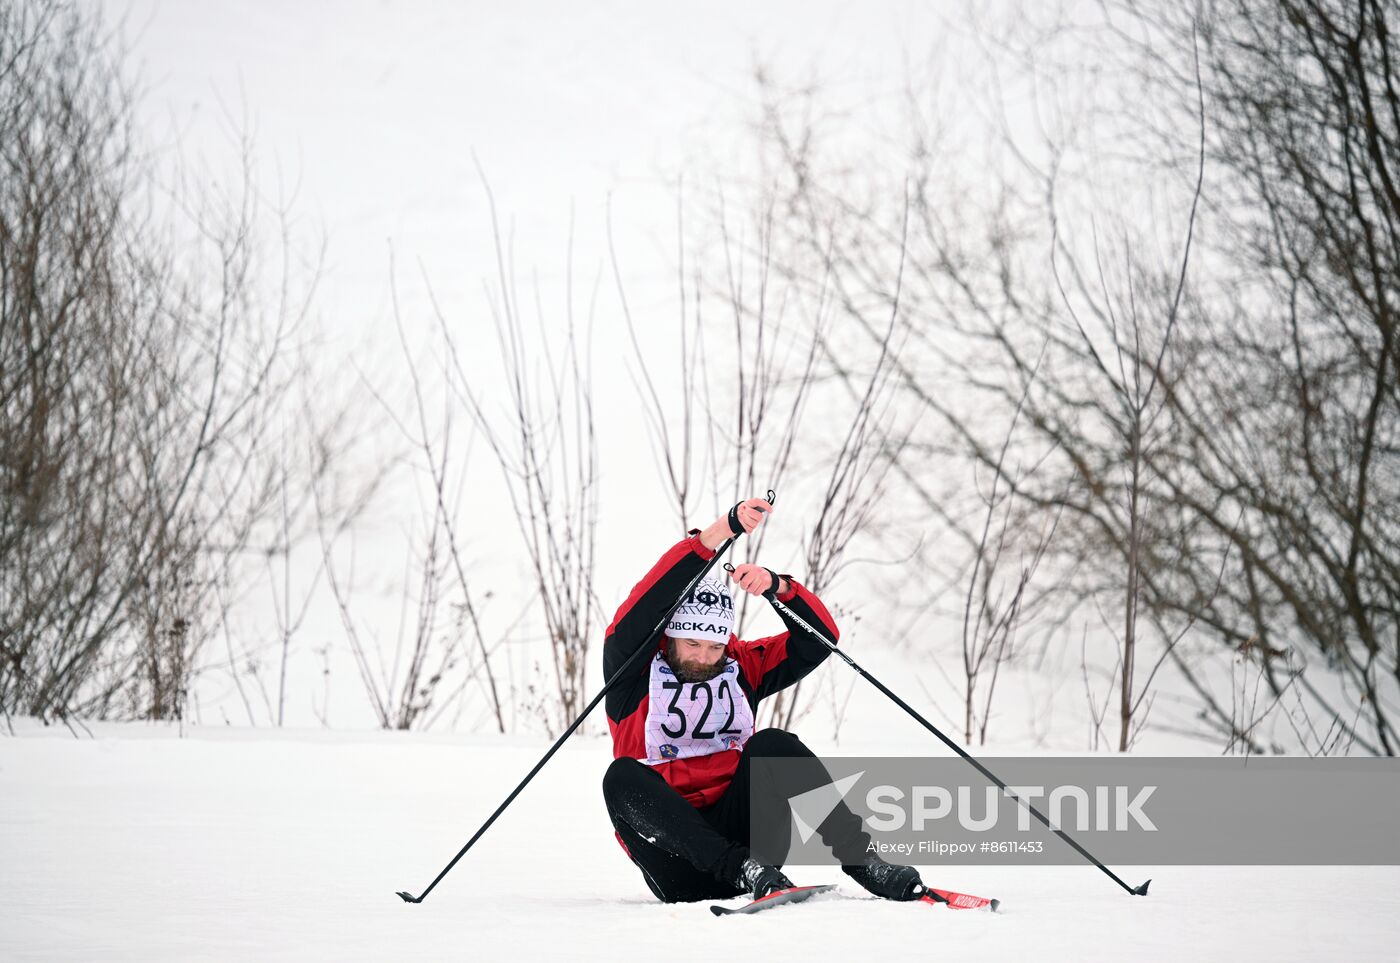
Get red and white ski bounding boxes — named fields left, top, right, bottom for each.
left=919, top=887, right=1000, bottom=912
left=709, top=884, right=837, bottom=916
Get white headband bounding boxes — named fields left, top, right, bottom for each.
left=667, top=575, right=735, bottom=644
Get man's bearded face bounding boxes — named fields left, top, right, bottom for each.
left=664, top=636, right=728, bottom=682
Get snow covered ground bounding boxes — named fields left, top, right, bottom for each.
left=3, top=720, right=1397, bottom=961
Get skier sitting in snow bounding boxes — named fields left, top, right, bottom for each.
left=601, top=496, right=924, bottom=903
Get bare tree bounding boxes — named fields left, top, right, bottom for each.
left=398, top=164, right=605, bottom=737
left=1031, top=0, right=1400, bottom=753
left=0, top=0, right=371, bottom=729
left=958, top=346, right=1063, bottom=746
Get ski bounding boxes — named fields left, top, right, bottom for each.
left=710, top=883, right=997, bottom=917
left=709, top=884, right=837, bottom=916
left=918, top=886, right=1000, bottom=912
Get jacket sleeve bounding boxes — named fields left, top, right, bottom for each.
left=602, top=530, right=717, bottom=682
left=729, top=577, right=840, bottom=701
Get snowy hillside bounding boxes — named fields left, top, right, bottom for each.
left=2, top=721, right=1397, bottom=961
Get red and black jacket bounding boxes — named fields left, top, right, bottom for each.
left=603, top=530, right=841, bottom=807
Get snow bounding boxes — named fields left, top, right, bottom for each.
left=3, top=720, right=1397, bottom=961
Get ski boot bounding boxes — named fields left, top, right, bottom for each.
left=843, top=855, right=924, bottom=901
left=735, top=856, right=795, bottom=898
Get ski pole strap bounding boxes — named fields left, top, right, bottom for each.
left=762, top=567, right=780, bottom=599
left=726, top=503, right=746, bottom=535
left=726, top=489, right=777, bottom=536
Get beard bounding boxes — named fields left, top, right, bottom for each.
left=663, top=638, right=728, bottom=683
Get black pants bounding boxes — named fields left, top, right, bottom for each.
left=601, top=728, right=871, bottom=903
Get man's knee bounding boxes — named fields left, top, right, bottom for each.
left=745, top=727, right=809, bottom=756
left=602, top=756, right=647, bottom=802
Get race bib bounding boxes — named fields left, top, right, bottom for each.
left=643, top=653, right=754, bottom=764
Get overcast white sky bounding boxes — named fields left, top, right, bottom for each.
left=108, top=0, right=954, bottom=309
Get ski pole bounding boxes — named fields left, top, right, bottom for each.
left=396, top=491, right=775, bottom=904
left=754, top=580, right=1150, bottom=897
